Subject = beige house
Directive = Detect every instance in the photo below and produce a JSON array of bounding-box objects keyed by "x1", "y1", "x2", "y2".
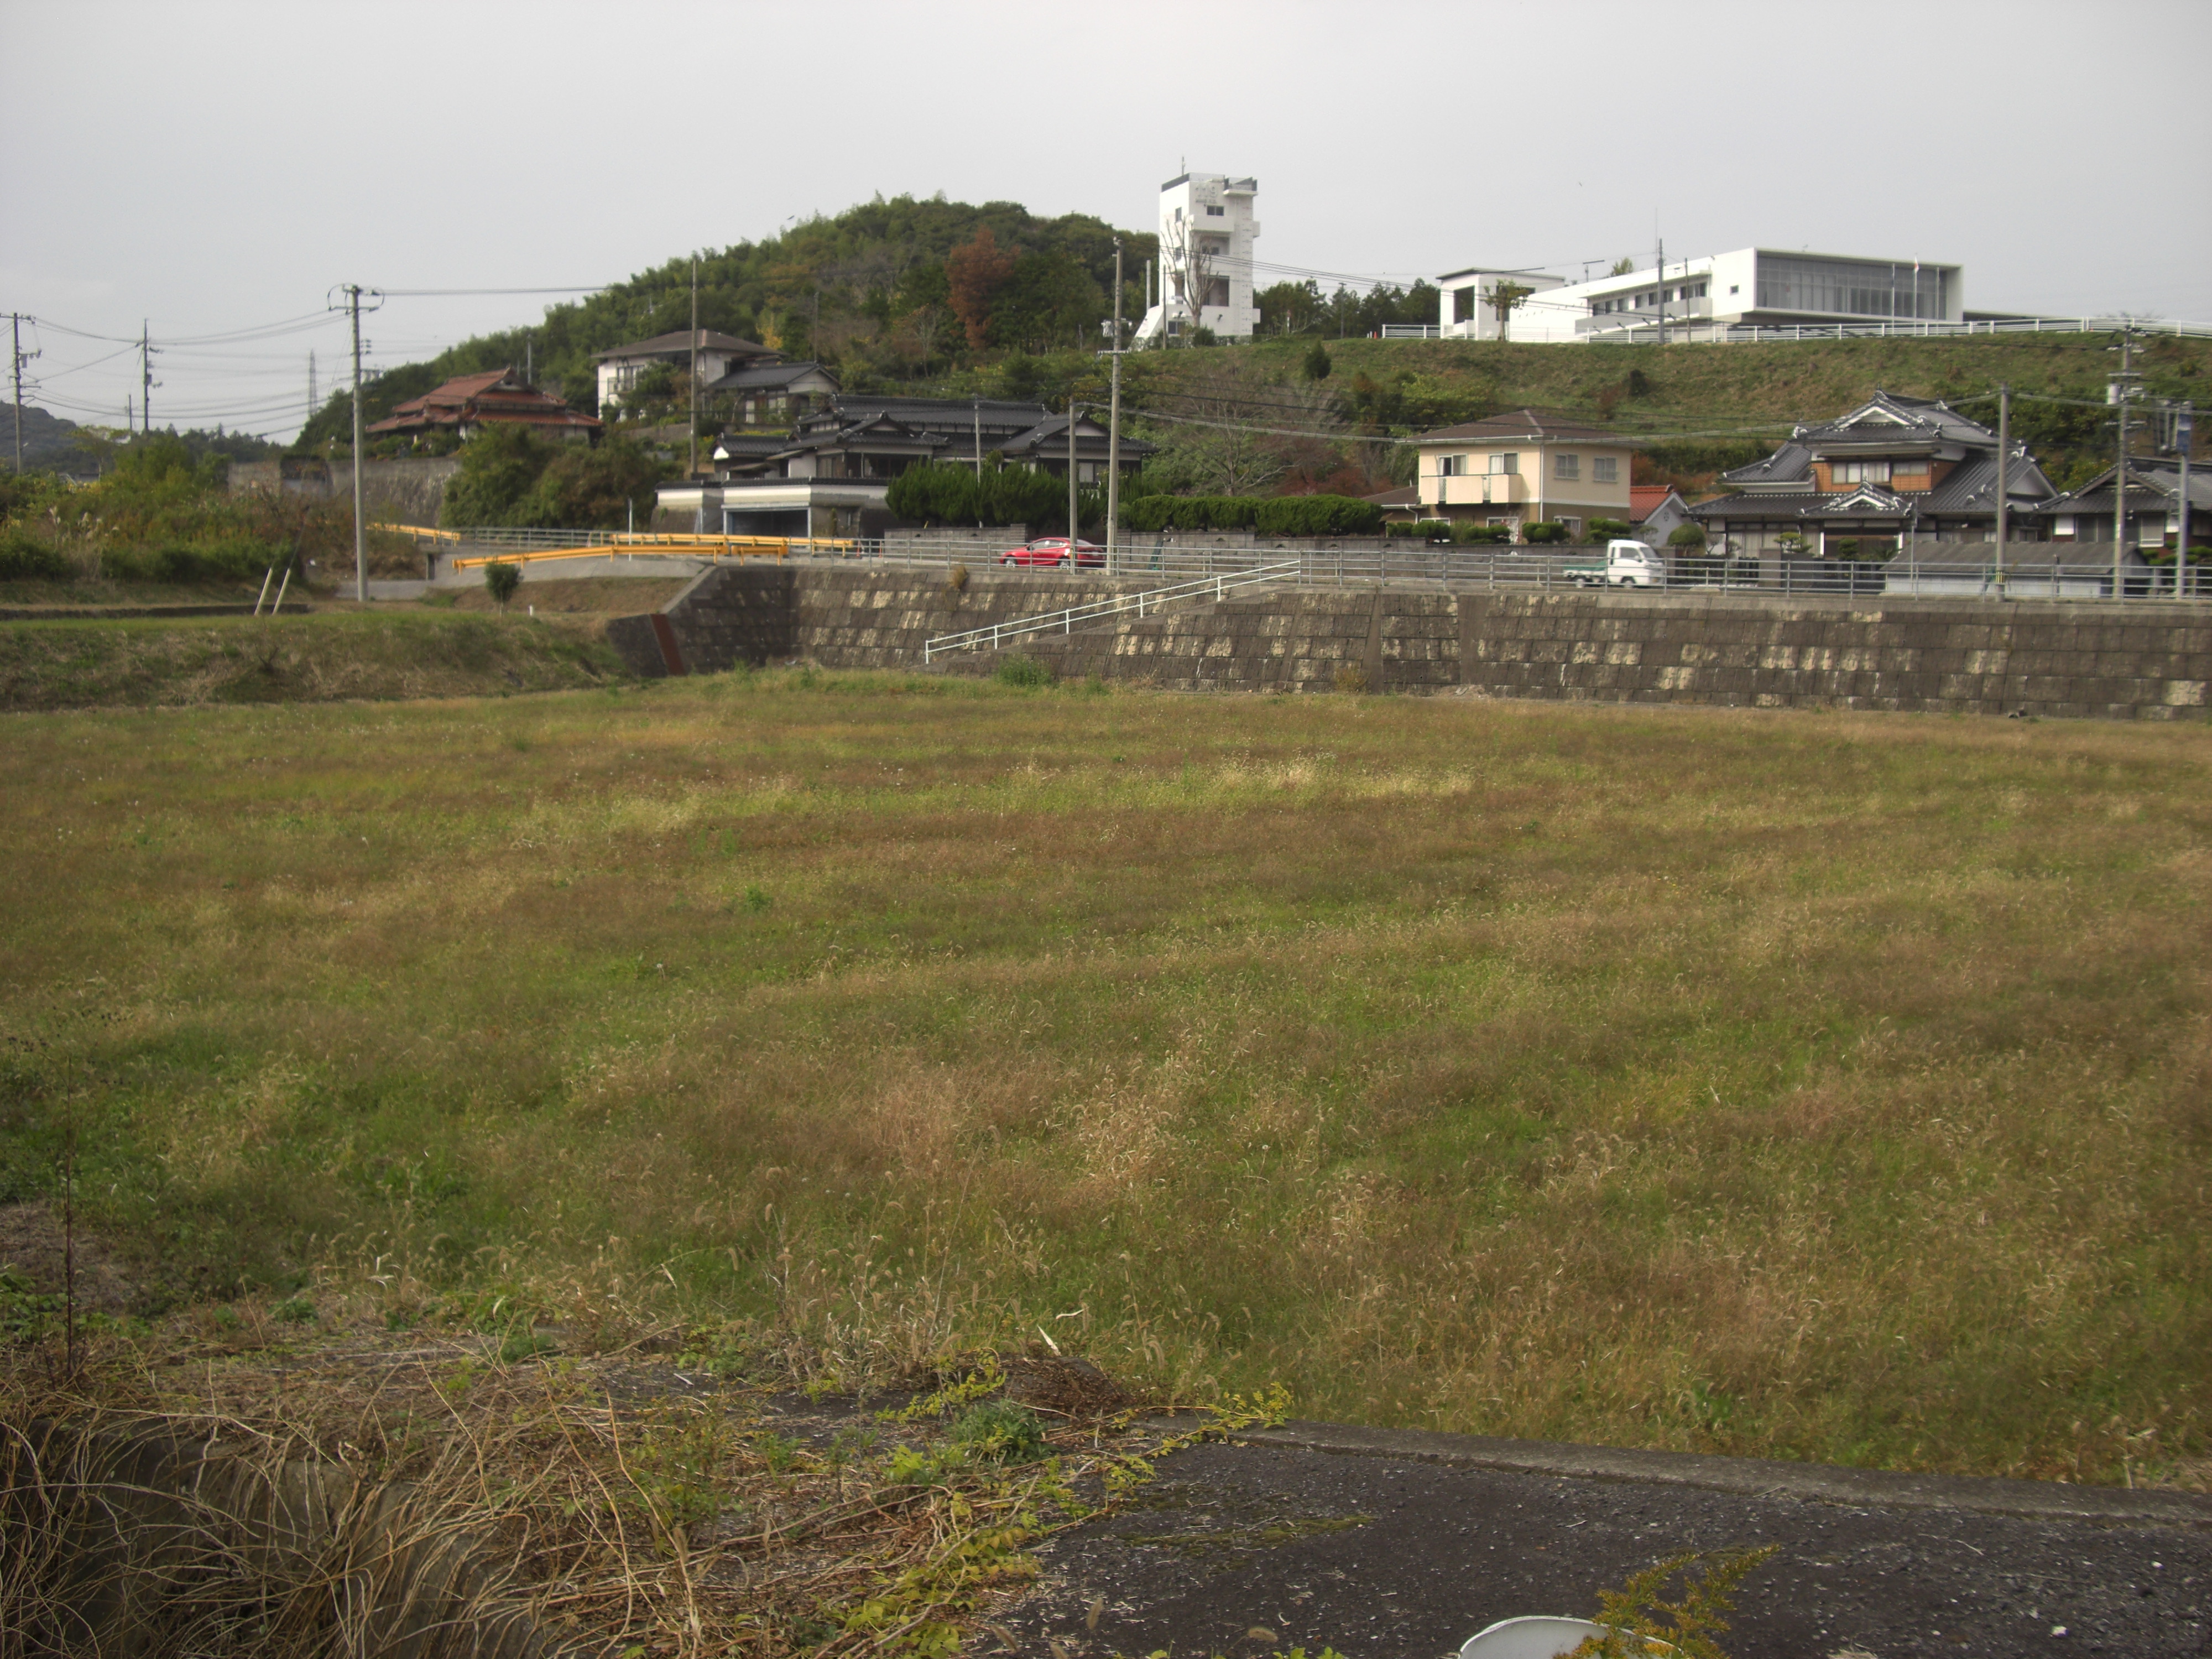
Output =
[{"x1": 1410, "y1": 409, "x2": 1637, "y2": 540}]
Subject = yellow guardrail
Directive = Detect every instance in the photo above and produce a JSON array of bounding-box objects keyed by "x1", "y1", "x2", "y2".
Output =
[{"x1": 445, "y1": 533, "x2": 855, "y2": 572}]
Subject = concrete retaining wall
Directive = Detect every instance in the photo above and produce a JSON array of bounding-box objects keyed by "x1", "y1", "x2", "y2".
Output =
[
  {"x1": 604, "y1": 567, "x2": 2211, "y2": 719},
  {"x1": 230, "y1": 457, "x2": 462, "y2": 527}
]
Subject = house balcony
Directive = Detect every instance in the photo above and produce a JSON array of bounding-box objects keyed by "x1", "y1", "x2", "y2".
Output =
[{"x1": 1431, "y1": 473, "x2": 1529, "y2": 508}]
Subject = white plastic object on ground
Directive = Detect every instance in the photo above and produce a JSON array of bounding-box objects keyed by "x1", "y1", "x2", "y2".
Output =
[{"x1": 1459, "y1": 1616, "x2": 1676, "y2": 1657}]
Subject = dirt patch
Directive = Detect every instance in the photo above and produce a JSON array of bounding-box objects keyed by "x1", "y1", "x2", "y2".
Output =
[{"x1": 0, "y1": 1201, "x2": 138, "y2": 1314}]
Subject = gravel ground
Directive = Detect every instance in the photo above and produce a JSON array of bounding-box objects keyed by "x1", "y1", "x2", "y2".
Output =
[{"x1": 1000, "y1": 1439, "x2": 2210, "y2": 1659}]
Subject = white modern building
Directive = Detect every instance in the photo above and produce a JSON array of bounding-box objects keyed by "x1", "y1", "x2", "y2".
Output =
[
  {"x1": 1436, "y1": 249, "x2": 1965, "y2": 343},
  {"x1": 1134, "y1": 172, "x2": 1260, "y2": 345}
]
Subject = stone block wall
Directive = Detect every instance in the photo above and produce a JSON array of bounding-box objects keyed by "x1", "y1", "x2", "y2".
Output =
[{"x1": 605, "y1": 568, "x2": 2211, "y2": 719}]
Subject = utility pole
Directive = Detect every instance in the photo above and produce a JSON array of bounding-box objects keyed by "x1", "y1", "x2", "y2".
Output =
[
  {"x1": 1066, "y1": 400, "x2": 1079, "y2": 545},
  {"x1": 307, "y1": 350, "x2": 317, "y2": 431},
  {"x1": 12, "y1": 314, "x2": 36, "y2": 474},
  {"x1": 140, "y1": 321, "x2": 157, "y2": 434},
  {"x1": 2112, "y1": 326, "x2": 2138, "y2": 600},
  {"x1": 2177, "y1": 404, "x2": 2194, "y2": 602},
  {"x1": 688, "y1": 257, "x2": 700, "y2": 484},
  {"x1": 1107, "y1": 238, "x2": 1124, "y2": 572},
  {"x1": 348, "y1": 284, "x2": 367, "y2": 603},
  {"x1": 972, "y1": 398, "x2": 982, "y2": 478},
  {"x1": 1994, "y1": 383, "x2": 2010, "y2": 592},
  {"x1": 1655, "y1": 238, "x2": 1666, "y2": 348}
]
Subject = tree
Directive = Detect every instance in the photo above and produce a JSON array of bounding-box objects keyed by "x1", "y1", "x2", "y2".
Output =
[
  {"x1": 1302, "y1": 341, "x2": 1332, "y2": 381},
  {"x1": 483, "y1": 561, "x2": 521, "y2": 608},
  {"x1": 1488, "y1": 281, "x2": 1535, "y2": 343},
  {"x1": 1144, "y1": 362, "x2": 1343, "y2": 496},
  {"x1": 947, "y1": 227, "x2": 1018, "y2": 352},
  {"x1": 1610, "y1": 257, "x2": 1636, "y2": 276},
  {"x1": 1163, "y1": 216, "x2": 1222, "y2": 346},
  {"x1": 526, "y1": 436, "x2": 669, "y2": 530},
  {"x1": 441, "y1": 424, "x2": 559, "y2": 528}
]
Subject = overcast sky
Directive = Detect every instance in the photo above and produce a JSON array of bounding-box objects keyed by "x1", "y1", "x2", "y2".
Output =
[{"x1": 5, "y1": 0, "x2": 2206, "y2": 442}]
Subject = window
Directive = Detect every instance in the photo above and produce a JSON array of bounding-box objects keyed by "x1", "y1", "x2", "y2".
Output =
[
  {"x1": 1558, "y1": 517, "x2": 1581, "y2": 538},
  {"x1": 1729, "y1": 284, "x2": 1740, "y2": 296},
  {"x1": 1554, "y1": 453, "x2": 1580, "y2": 481},
  {"x1": 1436, "y1": 455, "x2": 1466, "y2": 477},
  {"x1": 1833, "y1": 460, "x2": 1892, "y2": 486},
  {"x1": 1454, "y1": 286, "x2": 1477, "y2": 324},
  {"x1": 1593, "y1": 456, "x2": 1619, "y2": 484},
  {"x1": 1205, "y1": 205, "x2": 1225, "y2": 217},
  {"x1": 1891, "y1": 460, "x2": 1930, "y2": 482},
  {"x1": 1490, "y1": 453, "x2": 1519, "y2": 476}
]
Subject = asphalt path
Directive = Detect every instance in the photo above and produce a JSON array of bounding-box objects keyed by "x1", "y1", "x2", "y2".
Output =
[{"x1": 998, "y1": 1427, "x2": 2211, "y2": 1659}]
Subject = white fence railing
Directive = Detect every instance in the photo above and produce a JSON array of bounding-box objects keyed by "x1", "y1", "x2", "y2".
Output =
[
  {"x1": 870, "y1": 542, "x2": 2206, "y2": 604},
  {"x1": 924, "y1": 563, "x2": 1300, "y2": 661}
]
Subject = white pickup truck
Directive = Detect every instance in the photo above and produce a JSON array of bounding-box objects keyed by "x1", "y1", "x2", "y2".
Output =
[{"x1": 1563, "y1": 540, "x2": 1666, "y2": 589}]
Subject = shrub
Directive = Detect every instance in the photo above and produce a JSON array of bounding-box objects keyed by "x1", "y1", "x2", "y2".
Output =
[
  {"x1": 1253, "y1": 495, "x2": 1383, "y2": 538},
  {"x1": 1121, "y1": 495, "x2": 1260, "y2": 533},
  {"x1": 1666, "y1": 523, "x2": 1708, "y2": 550},
  {"x1": 1302, "y1": 341, "x2": 1333, "y2": 382},
  {"x1": 1385, "y1": 519, "x2": 1452, "y2": 541},
  {"x1": 0, "y1": 528, "x2": 69, "y2": 581},
  {"x1": 888, "y1": 461, "x2": 1063, "y2": 529},
  {"x1": 994, "y1": 654, "x2": 1053, "y2": 688},
  {"x1": 1455, "y1": 522, "x2": 1515, "y2": 545},
  {"x1": 484, "y1": 561, "x2": 521, "y2": 608},
  {"x1": 948, "y1": 1399, "x2": 1048, "y2": 1464},
  {"x1": 1588, "y1": 518, "x2": 1633, "y2": 541},
  {"x1": 1522, "y1": 520, "x2": 1569, "y2": 545}
]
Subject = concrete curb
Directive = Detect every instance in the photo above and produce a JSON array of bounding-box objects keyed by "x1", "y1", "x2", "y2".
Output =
[{"x1": 1209, "y1": 1419, "x2": 2212, "y2": 1528}]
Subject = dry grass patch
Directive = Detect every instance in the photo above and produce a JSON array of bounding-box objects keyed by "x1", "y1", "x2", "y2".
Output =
[{"x1": 1, "y1": 671, "x2": 2208, "y2": 1494}]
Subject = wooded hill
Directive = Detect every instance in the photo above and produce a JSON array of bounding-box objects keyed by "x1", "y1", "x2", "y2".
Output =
[{"x1": 290, "y1": 190, "x2": 2210, "y2": 499}]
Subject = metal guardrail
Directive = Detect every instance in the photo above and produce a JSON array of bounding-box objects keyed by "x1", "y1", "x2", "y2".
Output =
[
  {"x1": 924, "y1": 562, "x2": 1301, "y2": 661},
  {"x1": 873, "y1": 542, "x2": 2208, "y2": 604},
  {"x1": 445, "y1": 533, "x2": 854, "y2": 572}
]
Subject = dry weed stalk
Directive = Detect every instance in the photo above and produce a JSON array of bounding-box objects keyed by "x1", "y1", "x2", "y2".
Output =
[{"x1": 0, "y1": 1305, "x2": 1255, "y2": 1659}]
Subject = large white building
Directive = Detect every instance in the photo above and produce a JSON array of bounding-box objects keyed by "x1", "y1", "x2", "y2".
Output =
[
  {"x1": 1135, "y1": 172, "x2": 1260, "y2": 345},
  {"x1": 1436, "y1": 249, "x2": 1965, "y2": 343}
]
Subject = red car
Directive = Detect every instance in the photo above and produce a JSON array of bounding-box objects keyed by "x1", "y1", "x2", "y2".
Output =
[{"x1": 1000, "y1": 536, "x2": 1104, "y2": 569}]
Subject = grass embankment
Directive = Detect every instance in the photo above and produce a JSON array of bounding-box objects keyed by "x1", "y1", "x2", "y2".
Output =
[
  {"x1": 0, "y1": 609, "x2": 628, "y2": 711},
  {"x1": 2, "y1": 673, "x2": 2206, "y2": 1487}
]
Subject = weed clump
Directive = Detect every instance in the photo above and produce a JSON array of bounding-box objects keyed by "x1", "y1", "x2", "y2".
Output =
[
  {"x1": 994, "y1": 654, "x2": 1053, "y2": 688},
  {"x1": 948, "y1": 1399, "x2": 1048, "y2": 1465}
]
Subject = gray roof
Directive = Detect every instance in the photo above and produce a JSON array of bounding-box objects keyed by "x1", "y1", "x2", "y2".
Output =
[
  {"x1": 1721, "y1": 440, "x2": 1813, "y2": 486},
  {"x1": 997, "y1": 413, "x2": 1156, "y2": 459},
  {"x1": 1793, "y1": 390, "x2": 1999, "y2": 451},
  {"x1": 2048, "y1": 456, "x2": 2212, "y2": 514},
  {"x1": 594, "y1": 330, "x2": 776, "y2": 362},
  {"x1": 1919, "y1": 450, "x2": 2057, "y2": 514},
  {"x1": 707, "y1": 361, "x2": 838, "y2": 393}
]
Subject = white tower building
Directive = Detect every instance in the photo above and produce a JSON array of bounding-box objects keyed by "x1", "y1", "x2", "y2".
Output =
[{"x1": 1134, "y1": 171, "x2": 1260, "y2": 345}]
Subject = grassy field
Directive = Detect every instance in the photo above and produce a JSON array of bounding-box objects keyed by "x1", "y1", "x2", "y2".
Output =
[
  {"x1": 2, "y1": 670, "x2": 2206, "y2": 1488},
  {"x1": 0, "y1": 607, "x2": 628, "y2": 711}
]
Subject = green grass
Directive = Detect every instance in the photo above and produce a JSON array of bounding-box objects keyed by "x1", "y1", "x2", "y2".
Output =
[
  {"x1": 2, "y1": 668, "x2": 2207, "y2": 1487},
  {"x1": 0, "y1": 609, "x2": 629, "y2": 711}
]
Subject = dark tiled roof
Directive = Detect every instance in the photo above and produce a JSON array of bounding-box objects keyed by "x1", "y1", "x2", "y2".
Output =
[
  {"x1": 1795, "y1": 390, "x2": 1999, "y2": 450},
  {"x1": 1721, "y1": 441, "x2": 1813, "y2": 485},
  {"x1": 997, "y1": 414, "x2": 1156, "y2": 459},
  {"x1": 707, "y1": 361, "x2": 838, "y2": 393},
  {"x1": 593, "y1": 330, "x2": 775, "y2": 362},
  {"x1": 2048, "y1": 456, "x2": 2212, "y2": 513},
  {"x1": 1416, "y1": 408, "x2": 1627, "y2": 445}
]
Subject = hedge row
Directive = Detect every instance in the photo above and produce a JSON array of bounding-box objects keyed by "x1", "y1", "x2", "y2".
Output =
[{"x1": 1119, "y1": 494, "x2": 1383, "y2": 536}]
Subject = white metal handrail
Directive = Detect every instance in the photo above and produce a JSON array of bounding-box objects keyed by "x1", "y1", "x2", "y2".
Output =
[{"x1": 924, "y1": 562, "x2": 1301, "y2": 661}]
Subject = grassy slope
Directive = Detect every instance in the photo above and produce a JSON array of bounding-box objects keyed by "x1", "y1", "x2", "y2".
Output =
[
  {"x1": 1, "y1": 671, "x2": 2205, "y2": 1485},
  {"x1": 1223, "y1": 330, "x2": 2212, "y2": 425},
  {"x1": 0, "y1": 609, "x2": 629, "y2": 711}
]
